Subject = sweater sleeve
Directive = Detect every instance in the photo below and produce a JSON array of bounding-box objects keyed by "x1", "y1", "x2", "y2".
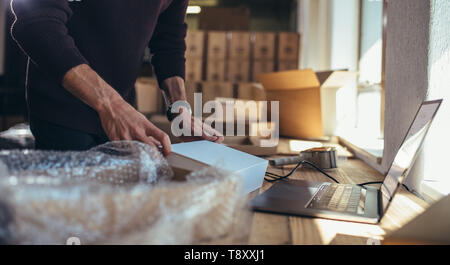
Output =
[
  {"x1": 10, "y1": 0, "x2": 88, "y2": 83},
  {"x1": 149, "y1": 0, "x2": 188, "y2": 87}
]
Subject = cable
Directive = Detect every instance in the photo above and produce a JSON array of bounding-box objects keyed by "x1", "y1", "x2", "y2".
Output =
[
  {"x1": 357, "y1": 181, "x2": 383, "y2": 187},
  {"x1": 266, "y1": 162, "x2": 412, "y2": 194},
  {"x1": 402, "y1": 184, "x2": 411, "y2": 192},
  {"x1": 357, "y1": 181, "x2": 411, "y2": 194},
  {"x1": 264, "y1": 160, "x2": 340, "y2": 184}
]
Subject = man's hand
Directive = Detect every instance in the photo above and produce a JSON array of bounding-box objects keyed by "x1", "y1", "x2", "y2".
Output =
[
  {"x1": 176, "y1": 107, "x2": 224, "y2": 144},
  {"x1": 162, "y1": 77, "x2": 224, "y2": 144},
  {"x1": 62, "y1": 64, "x2": 172, "y2": 156},
  {"x1": 97, "y1": 97, "x2": 171, "y2": 156}
]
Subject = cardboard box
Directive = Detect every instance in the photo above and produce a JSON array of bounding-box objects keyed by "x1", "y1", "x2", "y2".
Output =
[
  {"x1": 206, "y1": 60, "x2": 226, "y2": 82},
  {"x1": 253, "y1": 32, "x2": 276, "y2": 60},
  {"x1": 229, "y1": 32, "x2": 251, "y2": 59},
  {"x1": 207, "y1": 31, "x2": 227, "y2": 60},
  {"x1": 135, "y1": 77, "x2": 162, "y2": 114},
  {"x1": 259, "y1": 69, "x2": 323, "y2": 139},
  {"x1": 209, "y1": 98, "x2": 269, "y2": 134},
  {"x1": 260, "y1": 69, "x2": 357, "y2": 139},
  {"x1": 186, "y1": 31, "x2": 205, "y2": 59},
  {"x1": 237, "y1": 82, "x2": 266, "y2": 101},
  {"x1": 278, "y1": 32, "x2": 300, "y2": 61},
  {"x1": 278, "y1": 60, "x2": 298, "y2": 71},
  {"x1": 201, "y1": 82, "x2": 234, "y2": 106},
  {"x1": 224, "y1": 136, "x2": 278, "y2": 157},
  {"x1": 227, "y1": 60, "x2": 250, "y2": 82},
  {"x1": 252, "y1": 60, "x2": 274, "y2": 82},
  {"x1": 319, "y1": 71, "x2": 357, "y2": 136},
  {"x1": 186, "y1": 59, "x2": 203, "y2": 82},
  {"x1": 167, "y1": 140, "x2": 268, "y2": 194}
]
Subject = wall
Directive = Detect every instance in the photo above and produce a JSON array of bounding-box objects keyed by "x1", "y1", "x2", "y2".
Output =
[
  {"x1": 419, "y1": 0, "x2": 450, "y2": 194},
  {"x1": 383, "y1": 0, "x2": 450, "y2": 194},
  {"x1": 382, "y1": 0, "x2": 430, "y2": 175}
]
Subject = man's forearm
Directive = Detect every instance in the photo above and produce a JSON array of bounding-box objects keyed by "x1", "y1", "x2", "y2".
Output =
[
  {"x1": 61, "y1": 63, "x2": 173, "y2": 155},
  {"x1": 62, "y1": 64, "x2": 125, "y2": 113},
  {"x1": 160, "y1": 76, "x2": 187, "y2": 104}
]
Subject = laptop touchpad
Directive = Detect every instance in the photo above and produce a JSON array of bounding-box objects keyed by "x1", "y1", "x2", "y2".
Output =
[{"x1": 263, "y1": 182, "x2": 318, "y2": 201}]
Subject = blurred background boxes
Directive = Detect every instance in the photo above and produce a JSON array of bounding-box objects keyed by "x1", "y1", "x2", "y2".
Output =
[
  {"x1": 229, "y1": 31, "x2": 251, "y2": 60},
  {"x1": 207, "y1": 31, "x2": 228, "y2": 60},
  {"x1": 227, "y1": 60, "x2": 250, "y2": 82},
  {"x1": 201, "y1": 82, "x2": 234, "y2": 106},
  {"x1": 186, "y1": 31, "x2": 205, "y2": 59},
  {"x1": 206, "y1": 60, "x2": 226, "y2": 81},
  {"x1": 237, "y1": 82, "x2": 266, "y2": 101},
  {"x1": 252, "y1": 32, "x2": 276, "y2": 60},
  {"x1": 277, "y1": 32, "x2": 300, "y2": 61},
  {"x1": 252, "y1": 60, "x2": 275, "y2": 82},
  {"x1": 186, "y1": 59, "x2": 203, "y2": 82},
  {"x1": 135, "y1": 77, "x2": 162, "y2": 115},
  {"x1": 183, "y1": 30, "x2": 302, "y2": 84}
]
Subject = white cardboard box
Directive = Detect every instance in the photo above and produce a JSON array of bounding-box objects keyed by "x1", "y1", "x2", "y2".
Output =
[{"x1": 167, "y1": 141, "x2": 268, "y2": 194}]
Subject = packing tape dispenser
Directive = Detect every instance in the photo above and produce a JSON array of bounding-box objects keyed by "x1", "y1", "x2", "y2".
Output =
[{"x1": 269, "y1": 147, "x2": 338, "y2": 169}]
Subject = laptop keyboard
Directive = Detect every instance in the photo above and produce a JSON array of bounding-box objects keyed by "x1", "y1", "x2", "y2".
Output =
[{"x1": 306, "y1": 184, "x2": 366, "y2": 214}]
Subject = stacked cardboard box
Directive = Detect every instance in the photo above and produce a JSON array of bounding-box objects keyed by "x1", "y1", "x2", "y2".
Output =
[
  {"x1": 186, "y1": 60, "x2": 203, "y2": 82},
  {"x1": 253, "y1": 60, "x2": 275, "y2": 82},
  {"x1": 185, "y1": 31, "x2": 205, "y2": 82},
  {"x1": 237, "y1": 82, "x2": 266, "y2": 101},
  {"x1": 135, "y1": 77, "x2": 163, "y2": 114},
  {"x1": 252, "y1": 32, "x2": 276, "y2": 82},
  {"x1": 206, "y1": 31, "x2": 227, "y2": 82},
  {"x1": 185, "y1": 30, "x2": 300, "y2": 83},
  {"x1": 227, "y1": 60, "x2": 250, "y2": 83},
  {"x1": 201, "y1": 82, "x2": 234, "y2": 106},
  {"x1": 206, "y1": 60, "x2": 226, "y2": 82},
  {"x1": 277, "y1": 32, "x2": 300, "y2": 71},
  {"x1": 227, "y1": 32, "x2": 251, "y2": 82}
]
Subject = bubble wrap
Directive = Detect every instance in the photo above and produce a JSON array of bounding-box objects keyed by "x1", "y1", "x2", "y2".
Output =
[
  {"x1": 0, "y1": 141, "x2": 245, "y2": 245},
  {"x1": 0, "y1": 123, "x2": 34, "y2": 150}
]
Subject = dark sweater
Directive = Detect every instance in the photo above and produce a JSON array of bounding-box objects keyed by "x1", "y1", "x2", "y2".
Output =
[{"x1": 11, "y1": 0, "x2": 187, "y2": 135}]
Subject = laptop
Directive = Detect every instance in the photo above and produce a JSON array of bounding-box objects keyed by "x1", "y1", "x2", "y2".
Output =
[{"x1": 251, "y1": 99, "x2": 442, "y2": 224}]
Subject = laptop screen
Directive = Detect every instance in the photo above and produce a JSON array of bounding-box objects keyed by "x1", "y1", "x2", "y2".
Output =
[{"x1": 381, "y1": 100, "x2": 442, "y2": 211}]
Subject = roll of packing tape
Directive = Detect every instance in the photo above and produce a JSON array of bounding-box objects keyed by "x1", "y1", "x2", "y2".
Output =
[{"x1": 269, "y1": 147, "x2": 337, "y2": 169}]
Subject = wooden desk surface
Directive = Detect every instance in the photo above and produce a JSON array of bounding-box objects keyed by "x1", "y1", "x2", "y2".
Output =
[{"x1": 245, "y1": 157, "x2": 429, "y2": 245}]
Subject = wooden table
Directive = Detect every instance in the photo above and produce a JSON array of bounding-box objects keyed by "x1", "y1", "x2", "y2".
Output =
[{"x1": 244, "y1": 157, "x2": 429, "y2": 245}]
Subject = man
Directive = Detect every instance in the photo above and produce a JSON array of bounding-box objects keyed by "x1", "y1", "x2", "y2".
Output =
[{"x1": 10, "y1": 0, "x2": 223, "y2": 156}]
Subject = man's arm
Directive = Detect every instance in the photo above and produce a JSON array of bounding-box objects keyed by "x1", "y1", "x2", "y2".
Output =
[
  {"x1": 10, "y1": 0, "x2": 87, "y2": 82},
  {"x1": 63, "y1": 64, "x2": 172, "y2": 156},
  {"x1": 150, "y1": 0, "x2": 224, "y2": 143},
  {"x1": 149, "y1": 0, "x2": 188, "y2": 88},
  {"x1": 11, "y1": 0, "x2": 172, "y2": 155}
]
